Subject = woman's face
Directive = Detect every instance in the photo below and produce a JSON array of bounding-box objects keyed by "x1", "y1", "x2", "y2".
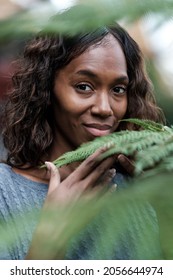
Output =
[{"x1": 52, "y1": 35, "x2": 128, "y2": 152}]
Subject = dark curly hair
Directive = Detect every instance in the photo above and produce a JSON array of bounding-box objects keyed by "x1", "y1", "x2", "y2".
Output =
[{"x1": 3, "y1": 23, "x2": 165, "y2": 167}]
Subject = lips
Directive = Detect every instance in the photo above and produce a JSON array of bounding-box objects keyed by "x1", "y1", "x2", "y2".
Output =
[{"x1": 83, "y1": 123, "x2": 113, "y2": 137}]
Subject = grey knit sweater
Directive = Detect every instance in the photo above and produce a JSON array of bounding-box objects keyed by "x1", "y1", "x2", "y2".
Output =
[{"x1": 0, "y1": 163, "x2": 162, "y2": 259}]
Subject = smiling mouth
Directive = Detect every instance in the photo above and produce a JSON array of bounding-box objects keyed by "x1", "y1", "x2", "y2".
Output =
[{"x1": 83, "y1": 124, "x2": 112, "y2": 137}]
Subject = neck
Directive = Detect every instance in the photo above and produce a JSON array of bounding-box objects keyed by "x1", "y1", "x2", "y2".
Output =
[
  {"x1": 46, "y1": 129, "x2": 77, "y2": 161},
  {"x1": 13, "y1": 131, "x2": 79, "y2": 183},
  {"x1": 43, "y1": 131, "x2": 80, "y2": 180}
]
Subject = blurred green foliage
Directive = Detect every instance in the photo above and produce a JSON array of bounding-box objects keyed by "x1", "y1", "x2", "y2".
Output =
[
  {"x1": 0, "y1": 0, "x2": 173, "y2": 259},
  {"x1": 1, "y1": 0, "x2": 173, "y2": 40}
]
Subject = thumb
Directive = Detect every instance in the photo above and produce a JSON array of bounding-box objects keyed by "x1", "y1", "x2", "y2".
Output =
[{"x1": 45, "y1": 161, "x2": 61, "y2": 194}]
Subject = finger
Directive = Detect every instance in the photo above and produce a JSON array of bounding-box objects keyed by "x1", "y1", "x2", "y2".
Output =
[
  {"x1": 102, "y1": 168, "x2": 116, "y2": 181},
  {"x1": 85, "y1": 170, "x2": 117, "y2": 199},
  {"x1": 117, "y1": 154, "x2": 135, "y2": 174},
  {"x1": 96, "y1": 168, "x2": 116, "y2": 187},
  {"x1": 93, "y1": 168, "x2": 116, "y2": 194},
  {"x1": 81, "y1": 155, "x2": 117, "y2": 190},
  {"x1": 67, "y1": 146, "x2": 114, "y2": 184},
  {"x1": 45, "y1": 161, "x2": 61, "y2": 194}
]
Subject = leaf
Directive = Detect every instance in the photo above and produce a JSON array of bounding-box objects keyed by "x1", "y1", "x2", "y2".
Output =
[
  {"x1": 47, "y1": 119, "x2": 172, "y2": 175},
  {"x1": 120, "y1": 118, "x2": 165, "y2": 131}
]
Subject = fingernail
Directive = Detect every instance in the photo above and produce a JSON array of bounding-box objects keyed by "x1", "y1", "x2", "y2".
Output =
[
  {"x1": 45, "y1": 161, "x2": 51, "y2": 171},
  {"x1": 110, "y1": 168, "x2": 116, "y2": 177},
  {"x1": 118, "y1": 154, "x2": 125, "y2": 163}
]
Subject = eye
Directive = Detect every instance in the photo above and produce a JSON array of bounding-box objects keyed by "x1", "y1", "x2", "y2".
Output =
[
  {"x1": 75, "y1": 83, "x2": 93, "y2": 92},
  {"x1": 112, "y1": 86, "x2": 126, "y2": 95}
]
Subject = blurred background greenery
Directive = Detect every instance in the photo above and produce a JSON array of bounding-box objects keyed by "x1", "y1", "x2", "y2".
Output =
[{"x1": 0, "y1": 0, "x2": 173, "y2": 259}]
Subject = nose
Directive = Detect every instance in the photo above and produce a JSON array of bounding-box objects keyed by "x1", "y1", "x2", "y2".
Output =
[{"x1": 91, "y1": 92, "x2": 113, "y2": 117}]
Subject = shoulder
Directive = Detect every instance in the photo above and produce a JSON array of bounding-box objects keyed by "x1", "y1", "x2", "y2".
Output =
[
  {"x1": 0, "y1": 162, "x2": 11, "y2": 171},
  {"x1": 0, "y1": 163, "x2": 16, "y2": 222},
  {"x1": 0, "y1": 163, "x2": 17, "y2": 198},
  {"x1": 0, "y1": 163, "x2": 48, "y2": 204},
  {"x1": 0, "y1": 162, "x2": 12, "y2": 172},
  {"x1": 0, "y1": 163, "x2": 30, "y2": 219},
  {"x1": 0, "y1": 163, "x2": 13, "y2": 185},
  {"x1": 0, "y1": 162, "x2": 15, "y2": 200}
]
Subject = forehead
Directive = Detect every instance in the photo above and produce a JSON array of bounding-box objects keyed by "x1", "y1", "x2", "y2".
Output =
[{"x1": 60, "y1": 35, "x2": 127, "y2": 77}]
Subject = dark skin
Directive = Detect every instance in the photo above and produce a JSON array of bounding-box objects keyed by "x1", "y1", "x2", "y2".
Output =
[{"x1": 13, "y1": 35, "x2": 134, "y2": 259}]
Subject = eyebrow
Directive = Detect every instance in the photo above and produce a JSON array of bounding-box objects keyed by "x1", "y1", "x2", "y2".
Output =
[
  {"x1": 76, "y1": 70, "x2": 98, "y2": 79},
  {"x1": 75, "y1": 69, "x2": 129, "y2": 83}
]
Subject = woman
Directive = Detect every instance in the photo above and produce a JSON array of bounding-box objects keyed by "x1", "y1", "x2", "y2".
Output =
[{"x1": 0, "y1": 22, "x2": 164, "y2": 259}]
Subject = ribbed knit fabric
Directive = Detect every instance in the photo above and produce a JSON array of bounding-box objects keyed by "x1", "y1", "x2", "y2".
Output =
[
  {"x1": 0, "y1": 163, "x2": 162, "y2": 259},
  {"x1": 0, "y1": 163, "x2": 47, "y2": 259}
]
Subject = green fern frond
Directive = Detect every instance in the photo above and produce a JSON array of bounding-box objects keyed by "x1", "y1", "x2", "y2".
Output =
[
  {"x1": 52, "y1": 130, "x2": 170, "y2": 168},
  {"x1": 135, "y1": 139, "x2": 173, "y2": 174},
  {"x1": 120, "y1": 118, "x2": 165, "y2": 131},
  {"x1": 141, "y1": 156, "x2": 173, "y2": 177},
  {"x1": 52, "y1": 130, "x2": 159, "y2": 167},
  {"x1": 53, "y1": 142, "x2": 102, "y2": 167},
  {"x1": 99, "y1": 130, "x2": 171, "y2": 160},
  {"x1": 41, "y1": 119, "x2": 173, "y2": 177},
  {"x1": 164, "y1": 126, "x2": 173, "y2": 134}
]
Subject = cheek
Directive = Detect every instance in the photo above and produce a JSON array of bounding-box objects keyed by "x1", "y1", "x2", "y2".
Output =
[
  {"x1": 53, "y1": 81, "x2": 89, "y2": 116},
  {"x1": 112, "y1": 97, "x2": 128, "y2": 118},
  {"x1": 122, "y1": 98, "x2": 128, "y2": 116},
  {"x1": 54, "y1": 93, "x2": 85, "y2": 117}
]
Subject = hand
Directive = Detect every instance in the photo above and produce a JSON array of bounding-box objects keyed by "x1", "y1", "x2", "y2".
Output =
[
  {"x1": 44, "y1": 146, "x2": 117, "y2": 207},
  {"x1": 26, "y1": 147, "x2": 117, "y2": 259},
  {"x1": 117, "y1": 154, "x2": 135, "y2": 175}
]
